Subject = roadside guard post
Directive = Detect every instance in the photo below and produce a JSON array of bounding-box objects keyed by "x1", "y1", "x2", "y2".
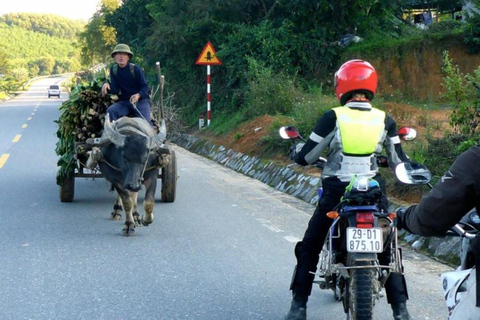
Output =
[{"x1": 195, "y1": 41, "x2": 222, "y2": 126}]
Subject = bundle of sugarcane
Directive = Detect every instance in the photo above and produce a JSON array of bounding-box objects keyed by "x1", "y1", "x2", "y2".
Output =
[{"x1": 55, "y1": 77, "x2": 113, "y2": 185}]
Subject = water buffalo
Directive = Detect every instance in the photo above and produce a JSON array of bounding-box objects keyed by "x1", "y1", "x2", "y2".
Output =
[{"x1": 96, "y1": 114, "x2": 169, "y2": 236}]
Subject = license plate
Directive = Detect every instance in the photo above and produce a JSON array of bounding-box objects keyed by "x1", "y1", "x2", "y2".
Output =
[{"x1": 346, "y1": 227, "x2": 383, "y2": 253}]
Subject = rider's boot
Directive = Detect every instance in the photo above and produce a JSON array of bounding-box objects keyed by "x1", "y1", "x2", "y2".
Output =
[
  {"x1": 391, "y1": 302, "x2": 411, "y2": 320},
  {"x1": 284, "y1": 292, "x2": 308, "y2": 320}
]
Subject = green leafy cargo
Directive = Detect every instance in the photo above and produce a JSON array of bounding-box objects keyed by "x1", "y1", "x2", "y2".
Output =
[{"x1": 55, "y1": 74, "x2": 113, "y2": 185}]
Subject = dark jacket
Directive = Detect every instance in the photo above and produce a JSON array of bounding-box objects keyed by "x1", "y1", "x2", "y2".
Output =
[
  {"x1": 398, "y1": 145, "x2": 480, "y2": 236},
  {"x1": 108, "y1": 62, "x2": 149, "y2": 101}
]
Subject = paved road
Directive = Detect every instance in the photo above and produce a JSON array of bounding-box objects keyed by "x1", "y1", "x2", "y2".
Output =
[{"x1": 0, "y1": 79, "x2": 451, "y2": 319}]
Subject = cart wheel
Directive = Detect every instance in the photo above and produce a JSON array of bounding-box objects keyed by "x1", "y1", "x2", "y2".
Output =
[
  {"x1": 59, "y1": 169, "x2": 75, "y2": 202},
  {"x1": 161, "y1": 149, "x2": 177, "y2": 202}
]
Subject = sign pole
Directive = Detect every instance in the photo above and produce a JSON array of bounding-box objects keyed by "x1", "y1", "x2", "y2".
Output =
[
  {"x1": 207, "y1": 65, "x2": 211, "y2": 126},
  {"x1": 195, "y1": 41, "x2": 222, "y2": 127}
]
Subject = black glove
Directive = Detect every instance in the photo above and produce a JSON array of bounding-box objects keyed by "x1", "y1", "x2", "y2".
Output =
[
  {"x1": 393, "y1": 206, "x2": 409, "y2": 230},
  {"x1": 289, "y1": 145, "x2": 296, "y2": 160},
  {"x1": 289, "y1": 143, "x2": 305, "y2": 160}
]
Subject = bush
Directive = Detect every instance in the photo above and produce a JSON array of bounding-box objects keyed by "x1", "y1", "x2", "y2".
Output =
[
  {"x1": 464, "y1": 14, "x2": 480, "y2": 54},
  {"x1": 441, "y1": 51, "x2": 480, "y2": 141},
  {"x1": 423, "y1": 134, "x2": 466, "y2": 181},
  {"x1": 243, "y1": 57, "x2": 297, "y2": 119},
  {"x1": 426, "y1": 20, "x2": 464, "y2": 35}
]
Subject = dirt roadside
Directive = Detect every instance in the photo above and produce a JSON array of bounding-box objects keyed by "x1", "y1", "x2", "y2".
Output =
[{"x1": 192, "y1": 103, "x2": 452, "y2": 203}]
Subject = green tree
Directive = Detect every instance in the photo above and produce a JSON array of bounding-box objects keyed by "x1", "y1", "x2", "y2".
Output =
[
  {"x1": 37, "y1": 55, "x2": 55, "y2": 75},
  {"x1": 106, "y1": 0, "x2": 154, "y2": 64},
  {"x1": 78, "y1": 0, "x2": 120, "y2": 65},
  {"x1": 11, "y1": 68, "x2": 29, "y2": 82},
  {"x1": 0, "y1": 50, "x2": 9, "y2": 74},
  {"x1": 441, "y1": 50, "x2": 480, "y2": 150},
  {"x1": 29, "y1": 64, "x2": 40, "y2": 77},
  {"x1": 79, "y1": 0, "x2": 422, "y2": 125}
]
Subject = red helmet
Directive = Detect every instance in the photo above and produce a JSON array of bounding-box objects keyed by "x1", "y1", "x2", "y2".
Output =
[{"x1": 334, "y1": 59, "x2": 377, "y2": 106}]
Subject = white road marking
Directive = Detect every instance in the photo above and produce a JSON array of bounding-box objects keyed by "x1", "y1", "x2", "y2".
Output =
[
  {"x1": 256, "y1": 218, "x2": 284, "y2": 233},
  {"x1": 284, "y1": 236, "x2": 301, "y2": 243}
]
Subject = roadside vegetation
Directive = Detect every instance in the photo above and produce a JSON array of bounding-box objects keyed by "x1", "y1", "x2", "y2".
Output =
[{"x1": 3, "y1": 0, "x2": 480, "y2": 200}]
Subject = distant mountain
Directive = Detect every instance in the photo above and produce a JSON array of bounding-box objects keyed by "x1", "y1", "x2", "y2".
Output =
[
  {"x1": 0, "y1": 13, "x2": 85, "y2": 39},
  {"x1": 0, "y1": 13, "x2": 85, "y2": 75}
]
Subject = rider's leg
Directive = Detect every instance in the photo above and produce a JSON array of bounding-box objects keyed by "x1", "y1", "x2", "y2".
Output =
[
  {"x1": 375, "y1": 174, "x2": 411, "y2": 319},
  {"x1": 107, "y1": 100, "x2": 131, "y2": 121},
  {"x1": 134, "y1": 99, "x2": 152, "y2": 123},
  {"x1": 285, "y1": 178, "x2": 347, "y2": 320},
  {"x1": 379, "y1": 246, "x2": 411, "y2": 320}
]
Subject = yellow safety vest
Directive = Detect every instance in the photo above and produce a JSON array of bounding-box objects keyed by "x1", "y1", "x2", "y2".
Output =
[{"x1": 333, "y1": 107, "x2": 385, "y2": 155}]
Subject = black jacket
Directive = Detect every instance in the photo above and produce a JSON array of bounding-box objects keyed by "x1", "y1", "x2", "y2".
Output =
[
  {"x1": 109, "y1": 63, "x2": 150, "y2": 101},
  {"x1": 398, "y1": 145, "x2": 480, "y2": 236}
]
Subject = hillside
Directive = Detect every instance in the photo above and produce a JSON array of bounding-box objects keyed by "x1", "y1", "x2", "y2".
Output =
[
  {"x1": 0, "y1": 13, "x2": 84, "y2": 75},
  {"x1": 0, "y1": 13, "x2": 85, "y2": 39},
  {"x1": 192, "y1": 103, "x2": 452, "y2": 204},
  {"x1": 0, "y1": 23, "x2": 78, "y2": 61}
]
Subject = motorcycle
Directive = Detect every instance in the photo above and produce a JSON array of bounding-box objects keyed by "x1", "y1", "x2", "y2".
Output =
[
  {"x1": 279, "y1": 125, "x2": 432, "y2": 320},
  {"x1": 438, "y1": 209, "x2": 480, "y2": 319},
  {"x1": 397, "y1": 169, "x2": 480, "y2": 320}
]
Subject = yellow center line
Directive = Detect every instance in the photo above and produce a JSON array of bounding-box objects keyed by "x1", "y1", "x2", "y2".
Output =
[
  {"x1": 12, "y1": 135, "x2": 21, "y2": 143},
  {"x1": 0, "y1": 154, "x2": 9, "y2": 168},
  {"x1": 27, "y1": 117, "x2": 32, "y2": 121},
  {"x1": 22, "y1": 124, "x2": 27, "y2": 128}
]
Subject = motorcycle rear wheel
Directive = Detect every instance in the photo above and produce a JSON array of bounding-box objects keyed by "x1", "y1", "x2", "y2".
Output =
[{"x1": 349, "y1": 260, "x2": 374, "y2": 320}]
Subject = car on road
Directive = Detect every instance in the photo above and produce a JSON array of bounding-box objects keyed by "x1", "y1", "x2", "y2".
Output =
[{"x1": 48, "y1": 85, "x2": 61, "y2": 98}]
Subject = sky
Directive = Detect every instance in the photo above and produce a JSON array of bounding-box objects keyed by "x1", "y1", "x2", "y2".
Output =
[{"x1": 0, "y1": 0, "x2": 101, "y2": 21}]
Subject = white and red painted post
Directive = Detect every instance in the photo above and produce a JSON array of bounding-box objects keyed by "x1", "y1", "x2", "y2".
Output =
[
  {"x1": 206, "y1": 65, "x2": 211, "y2": 126},
  {"x1": 196, "y1": 42, "x2": 222, "y2": 127}
]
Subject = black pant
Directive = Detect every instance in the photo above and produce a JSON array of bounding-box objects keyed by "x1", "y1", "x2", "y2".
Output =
[{"x1": 291, "y1": 176, "x2": 409, "y2": 304}]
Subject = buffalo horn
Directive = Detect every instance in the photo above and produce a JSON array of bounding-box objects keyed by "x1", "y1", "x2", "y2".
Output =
[
  {"x1": 148, "y1": 119, "x2": 167, "y2": 150},
  {"x1": 104, "y1": 114, "x2": 126, "y2": 147}
]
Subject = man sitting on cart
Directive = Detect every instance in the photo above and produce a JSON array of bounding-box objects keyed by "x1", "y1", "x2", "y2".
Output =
[
  {"x1": 86, "y1": 43, "x2": 153, "y2": 168},
  {"x1": 102, "y1": 43, "x2": 152, "y2": 123}
]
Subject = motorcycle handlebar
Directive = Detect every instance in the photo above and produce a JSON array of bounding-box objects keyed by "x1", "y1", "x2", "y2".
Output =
[{"x1": 449, "y1": 224, "x2": 477, "y2": 240}]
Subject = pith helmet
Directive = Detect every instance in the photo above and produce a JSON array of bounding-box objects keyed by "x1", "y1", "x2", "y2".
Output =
[{"x1": 111, "y1": 44, "x2": 133, "y2": 58}]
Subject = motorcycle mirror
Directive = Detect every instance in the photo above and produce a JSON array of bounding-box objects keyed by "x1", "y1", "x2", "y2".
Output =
[
  {"x1": 279, "y1": 126, "x2": 302, "y2": 140},
  {"x1": 395, "y1": 162, "x2": 432, "y2": 185},
  {"x1": 398, "y1": 127, "x2": 417, "y2": 141}
]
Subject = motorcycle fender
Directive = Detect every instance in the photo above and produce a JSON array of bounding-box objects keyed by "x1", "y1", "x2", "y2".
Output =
[
  {"x1": 350, "y1": 252, "x2": 377, "y2": 262},
  {"x1": 442, "y1": 268, "x2": 480, "y2": 319},
  {"x1": 441, "y1": 268, "x2": 478, "y2": 318}
]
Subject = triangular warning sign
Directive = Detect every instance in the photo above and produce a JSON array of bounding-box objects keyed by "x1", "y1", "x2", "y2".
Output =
[{"x1": 196, "y1": 41, "x2": 222, "y2": 65}]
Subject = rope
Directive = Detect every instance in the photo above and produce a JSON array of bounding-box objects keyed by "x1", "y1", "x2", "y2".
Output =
[{"x1": 129, "y1": 97, "x2": 149, "y2": 123}]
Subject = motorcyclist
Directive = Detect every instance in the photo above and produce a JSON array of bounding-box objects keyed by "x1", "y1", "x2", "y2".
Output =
[
  {"x1": 285, "y1": 59, "x2": 412, "y2": 320},
  {"x1": 395, "y1": 145, "x2": 480, "y2": 316},
  {"x1": 395, "y1": 145, "x2": 480, "y2": 236}
]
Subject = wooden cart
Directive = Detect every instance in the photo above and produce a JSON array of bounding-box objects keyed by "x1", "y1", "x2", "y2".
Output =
[{"x1": 58, "y1": 61, "x2": 177, "y2": 203}]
